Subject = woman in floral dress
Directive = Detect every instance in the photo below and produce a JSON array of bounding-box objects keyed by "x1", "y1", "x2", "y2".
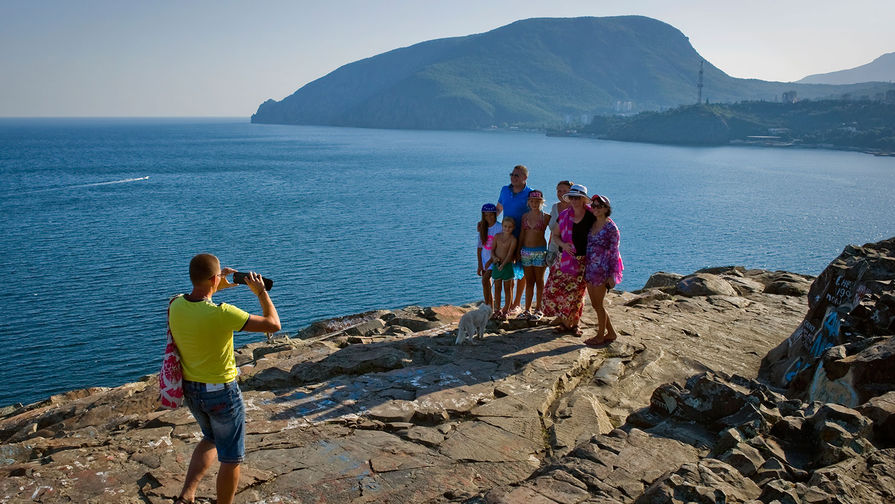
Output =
[
  {"x1": 542, "y1": 184, "x2": 593, "y2": 336},
  {"x1": 583, "y1": 194, "x2": 623, "y2": 346}
]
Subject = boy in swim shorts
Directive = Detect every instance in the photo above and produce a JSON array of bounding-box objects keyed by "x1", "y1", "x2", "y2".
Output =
[{"x1": 486, "y1": 217, "x2": 517, "y2": 319}]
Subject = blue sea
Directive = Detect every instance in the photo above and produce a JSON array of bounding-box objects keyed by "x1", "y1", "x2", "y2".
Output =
[{"x1": 1, "y1": 117, "x2": 893, "y2": 408}]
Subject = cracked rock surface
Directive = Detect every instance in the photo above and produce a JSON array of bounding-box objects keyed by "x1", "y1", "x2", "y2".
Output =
[{"x1": 0, "y1": 268, "x2": 810, "y2": 503}]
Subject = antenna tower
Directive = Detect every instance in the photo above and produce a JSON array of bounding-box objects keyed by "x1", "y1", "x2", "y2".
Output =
[{"x1": 697, "y1": 59, "x2": 704, "y2": 104}]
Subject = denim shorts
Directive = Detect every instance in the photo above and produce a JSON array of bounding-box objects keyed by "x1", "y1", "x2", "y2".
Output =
[{"x1": 183, "y1": 380, "x2": 245, "y2": 463}]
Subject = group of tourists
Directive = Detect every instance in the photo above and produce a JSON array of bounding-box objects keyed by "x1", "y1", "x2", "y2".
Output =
[
  {"x1": 477, "y1": 165, "x2": 623, "y2": 346},
  {"x1": 165, "y1": 164, "x2": 622, "y2": 504}
]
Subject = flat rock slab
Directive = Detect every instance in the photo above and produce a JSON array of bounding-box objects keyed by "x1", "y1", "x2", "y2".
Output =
[{"x1": 0, "y1": 271, "x2": 808, "y2": 503}]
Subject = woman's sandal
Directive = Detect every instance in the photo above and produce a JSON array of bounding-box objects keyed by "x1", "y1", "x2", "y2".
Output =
[
  {"x1": 570, "y1": 326, "x2": 583, "y2": 337},
  {"x1": 174, "y1": 497, "x2": 194, "y2": 504}
]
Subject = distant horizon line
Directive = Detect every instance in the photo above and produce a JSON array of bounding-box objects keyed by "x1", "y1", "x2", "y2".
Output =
[{"x1": 0, "y1": 116, "x2": 250, "y2": 120}]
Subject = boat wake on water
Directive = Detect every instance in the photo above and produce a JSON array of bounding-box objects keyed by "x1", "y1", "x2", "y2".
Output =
[{"x1": 10, "y1": 176, "x2": 150, "y2": 195}]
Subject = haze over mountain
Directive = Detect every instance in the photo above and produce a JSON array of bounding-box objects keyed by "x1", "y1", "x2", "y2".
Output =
[
  {"x1": 798, "y1": 52, "x2": 895, "y2": 85},
  {"x1": 252, "y1": 16, "x2": 886, "y2": 130}
]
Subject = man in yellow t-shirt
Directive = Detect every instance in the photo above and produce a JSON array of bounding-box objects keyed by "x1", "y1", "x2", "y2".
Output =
[{"x1": 170, "y1": 253, "x2": 280, "y2": 504}]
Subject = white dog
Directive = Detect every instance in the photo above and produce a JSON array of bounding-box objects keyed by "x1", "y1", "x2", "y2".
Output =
[{"x1": 455, "y1": 304, "x2": 493, "y2": 344}]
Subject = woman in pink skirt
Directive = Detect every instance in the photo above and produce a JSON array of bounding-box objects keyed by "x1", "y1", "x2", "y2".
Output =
[
  {"x1": 583, "y1": 194, "x2": 623, "y2": 346},
  {"x1": 542, "y1": 184, "x2": 594, "y2": 336}
]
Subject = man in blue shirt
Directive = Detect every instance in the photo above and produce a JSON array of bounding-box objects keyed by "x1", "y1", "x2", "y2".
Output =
[{"x1": 496, "y1": 164, "x2": 532, "y2": 314}]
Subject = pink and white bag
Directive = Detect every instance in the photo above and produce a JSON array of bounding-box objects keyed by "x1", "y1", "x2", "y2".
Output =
[{"x1": 159, "y1": 296, "x2": 184, "y2": 409}]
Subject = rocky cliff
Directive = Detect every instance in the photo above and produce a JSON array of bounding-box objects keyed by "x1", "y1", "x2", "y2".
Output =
[{"x1": 1, "y1": 239, "x2": 894, "y2": 503}]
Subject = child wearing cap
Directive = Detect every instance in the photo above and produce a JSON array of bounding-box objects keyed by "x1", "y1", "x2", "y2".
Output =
[
  {"x1": 517, "y1": 190, "x2": 551, "y2": 320},
  {"x1": 477, "y1": 203, "x2": 502, "y2": 311}
]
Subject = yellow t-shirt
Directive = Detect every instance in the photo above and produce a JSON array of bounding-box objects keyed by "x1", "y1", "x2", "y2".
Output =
[{"x1": 169, "y1": 296, "x2": 250, "y2": 383}]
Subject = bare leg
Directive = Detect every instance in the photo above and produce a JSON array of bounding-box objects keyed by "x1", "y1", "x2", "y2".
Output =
[
  {"x1": 178, "y1": 439, "x2": 216, "y2": 502},
  {"x1": 503, "y1": 280, "x2": 513, "y2": 314},
  {"x1": 493, "y1": 279, "x2": 502, "y2": 315},
  {"x1": 533, "y1": 266, "x2": 546, "y2": 311},
  {"x1": 605, "y1": 295, "x2": 618, "y2": 340},
  {"x1": 587, "y1": 284, "x2": 609, "y2": 341},
  {"x1": 523, "y1": 266, "x2": 535, "y2": 313},
  {"x1": 216, "y1": 462, "x2": 241, "y2": 504},
  {"x1": 481, "y1": 271, "x2": 493, "y2": 308},
  {"x1": 511, "y1": 277, "x2": 524, "y2": 311}
]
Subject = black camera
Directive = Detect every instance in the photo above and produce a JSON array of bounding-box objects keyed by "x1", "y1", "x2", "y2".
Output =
[{"x1": 232, "y1": 272, "x2": 274, "y2": 291}]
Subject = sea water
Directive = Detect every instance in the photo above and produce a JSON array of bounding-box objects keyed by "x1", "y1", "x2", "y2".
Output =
[{"x1": 1, "y1": 118, "x2": 893, "y2": 407}]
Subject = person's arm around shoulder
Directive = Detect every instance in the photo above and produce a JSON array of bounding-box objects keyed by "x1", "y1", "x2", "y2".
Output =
[
  {"x1": 241, "y1": 272, "x2": 281, "y2": 333},
  {"x1": 496, "y1": 185, "x2": 507, "y2": 216}
]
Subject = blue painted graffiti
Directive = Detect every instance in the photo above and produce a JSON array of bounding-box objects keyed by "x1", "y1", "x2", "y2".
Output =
[{"x1": 810, "y1": 309, "x2": 840, "y2": 358}]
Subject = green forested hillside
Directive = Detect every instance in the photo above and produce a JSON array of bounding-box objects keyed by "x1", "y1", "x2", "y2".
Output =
[{"x1": 252, "y1": 16, "x2": 891, "y2": 130}]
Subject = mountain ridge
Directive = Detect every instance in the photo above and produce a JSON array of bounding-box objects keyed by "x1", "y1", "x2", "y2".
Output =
[
  {"x1": 798, "y1": 51, "x2": 895, "y2": 85},
  {"x1": 252, "y1": 16, "x2": 889, "y2": 130}
]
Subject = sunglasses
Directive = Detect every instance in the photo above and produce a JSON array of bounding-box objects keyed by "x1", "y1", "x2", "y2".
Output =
[{"x1": 509, "y1": 173, "x2": 523, "y2": 178}]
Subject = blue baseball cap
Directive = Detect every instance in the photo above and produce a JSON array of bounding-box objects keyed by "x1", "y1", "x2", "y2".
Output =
[{"x1": 481, "y1": 203, "x2": 497, "y2": 212}]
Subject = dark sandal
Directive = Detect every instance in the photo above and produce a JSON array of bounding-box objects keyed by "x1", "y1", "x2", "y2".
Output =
[
  {"x1": 174, "y1": 497, "x2": 194, "y2": 504},
  {"x1": 571, "y1": 326, "x2": 583, "y2": 337}
]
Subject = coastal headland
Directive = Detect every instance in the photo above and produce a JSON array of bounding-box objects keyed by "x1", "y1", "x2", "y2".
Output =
[{"x1": 1, "y1": 238, "x2": 894, "y2": 503}]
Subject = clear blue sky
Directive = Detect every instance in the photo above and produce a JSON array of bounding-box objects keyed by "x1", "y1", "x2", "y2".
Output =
[{"x1": 1, "y1": 0, "x2": 892, "y2": 117}]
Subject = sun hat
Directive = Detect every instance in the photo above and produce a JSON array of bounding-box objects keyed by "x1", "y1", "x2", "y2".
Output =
[
  {"x1": 481, "y1": 203, "x2": 498, "y2": 213},
  {"x1": 528, "y1": 190, "x2": 544, "y2": 199},
  {"x1": 562, "y1": 184, "x2": 589, "y2": 201},
  {"x1": 591, "y1": 194, "x2": 610, "y2": 207}
]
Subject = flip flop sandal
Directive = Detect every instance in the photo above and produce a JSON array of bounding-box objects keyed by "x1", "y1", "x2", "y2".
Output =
[
  {"x1": 516, "y1": 311, "x2": 531, "y2": 320},
  {"x1": 174, "y1": 497, "x2": 194, "y2": 504}
]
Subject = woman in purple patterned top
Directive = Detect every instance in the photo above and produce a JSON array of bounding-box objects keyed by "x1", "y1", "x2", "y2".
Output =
[{"x1": 583, "y1": 194, "x2": 623, "y2": 346}]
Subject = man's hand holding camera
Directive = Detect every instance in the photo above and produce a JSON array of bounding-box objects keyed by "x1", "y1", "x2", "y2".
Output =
[{"x1": 242, "y1": 272, "x2": 267, "y2": 296}]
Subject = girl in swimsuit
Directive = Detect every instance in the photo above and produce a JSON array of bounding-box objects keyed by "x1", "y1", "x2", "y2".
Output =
[{"x1": 517, "y1": 190, "x2": 551, "y2": 319}]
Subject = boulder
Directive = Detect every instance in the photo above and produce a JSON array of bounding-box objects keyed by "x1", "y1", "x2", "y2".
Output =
[
  {"x1": 643, "y1": 271, "x2": 683, "y2": 290},
  {"x1": 387, "y1": 317, "x2": 443, "y2": 332},
  {"x1": 760, "y1": 237, "x2": 895, "y2": 401},
  {"x1": 806, "y1": 403, "x2": 875, "y2": 467},
  {"x1": 344, "y1": 318, "x2": 386, "y2": 336},
  {"x1": 724, "y1": 276, "x2": 767, "y2": 296},
  {"x1": 857, "y1": 391, "x2": 895, "y2": 444},
  {"x1": 422, "y1": 305, "x2": 466, "y2": 323},
  {"x1": 675, "y1": 273, "x2": 738, "y2": 297},
  {"x1": 637, "y1": 459, "x2": 762, "y2": 504},
  {"x1": 624, "y1": 288, "x2": 673, "y2": 306}
]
